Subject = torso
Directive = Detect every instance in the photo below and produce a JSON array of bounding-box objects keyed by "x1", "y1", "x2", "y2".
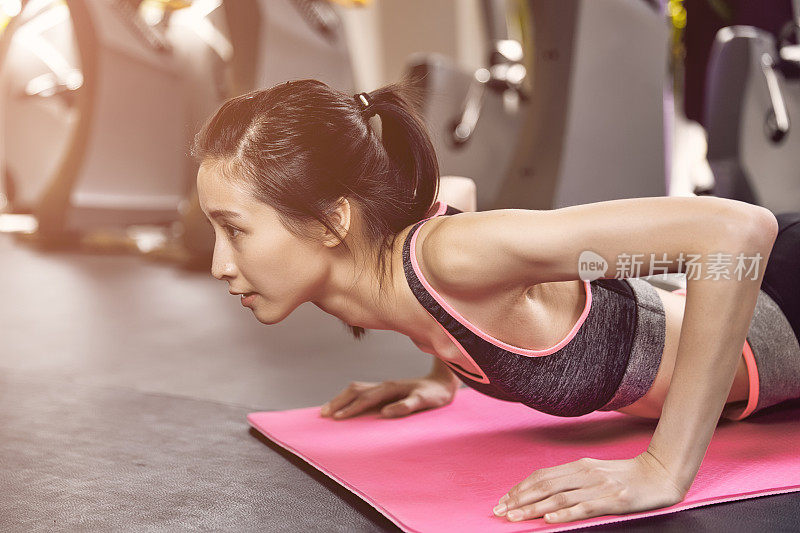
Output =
[{"x1": 397, "y1": 216, "x2": 751, "y2": 419}]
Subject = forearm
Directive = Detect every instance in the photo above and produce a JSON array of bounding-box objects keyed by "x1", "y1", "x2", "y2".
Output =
[
  {"x1": 428, "y1": 357, "x2": 460, "y2": 386},
  {"x1": 647, "y1": 221, "x2": 778, "y2": 491}
]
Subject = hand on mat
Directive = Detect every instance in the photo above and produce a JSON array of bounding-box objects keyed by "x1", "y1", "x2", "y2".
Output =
[
  {"x1": 319, "y1": 376, "x2": 458, "y2": 420},
  {"x1": 492, "y1": 451, "x2": 687, "y2": 524}
]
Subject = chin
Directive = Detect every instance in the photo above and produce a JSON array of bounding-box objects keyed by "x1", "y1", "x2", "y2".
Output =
[
  {"x1": 250, "y1": 301, "x2": 295, "y2": 326},
  {"x1": 253, "y1": 313, "x2": 281, "y2": 326},
  {"x1": 251, "y1": 308, "x2": 281, "y2": 325}
]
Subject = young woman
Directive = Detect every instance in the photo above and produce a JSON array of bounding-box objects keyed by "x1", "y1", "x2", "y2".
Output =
[{"x1": 191, "y1": 78, "x2": 799, "y2": 525}]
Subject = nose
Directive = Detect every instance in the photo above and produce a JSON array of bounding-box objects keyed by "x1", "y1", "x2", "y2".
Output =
[{"x1": 210, "y1": 240, "x2": 237, "y2": 281}]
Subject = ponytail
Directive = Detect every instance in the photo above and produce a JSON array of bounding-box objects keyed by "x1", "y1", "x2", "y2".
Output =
[{"x1": 355, "y1": 78, "x2": 440, "y2": 222}]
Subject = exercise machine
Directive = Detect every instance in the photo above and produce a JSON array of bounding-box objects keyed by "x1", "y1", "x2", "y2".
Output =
[
  {"x1": 702, "y1": 12, "x2": 800, "y2": 213},
  {"x1": 409, "y1": 0, "x2": 670, "y2": 212},
  {"x1": 0, "y1": 0, "x2": 354, "y2": 253}
]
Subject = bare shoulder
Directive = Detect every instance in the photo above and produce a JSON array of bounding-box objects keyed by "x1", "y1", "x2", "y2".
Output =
[
  {"x1": 417, "y1": 210, "x2": 532, "y2": 298},
  {"x1": 422, "y1": 197, "x2": 774, "y2": 292},
  {"x1": 421, "y1": 176, "x2": 519, "y2": 296}
]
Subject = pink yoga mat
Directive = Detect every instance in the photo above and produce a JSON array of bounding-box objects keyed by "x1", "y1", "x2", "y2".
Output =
[{"x1": 247, "y1": 388, "x2": 800, "y2": 532}]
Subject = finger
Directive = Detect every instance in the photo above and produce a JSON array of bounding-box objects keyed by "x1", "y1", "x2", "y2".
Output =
[
  {"x1": 500, "y1": 485, "x2": 607, "y2": 522},
  {"x1": 331, "y1": 386, "x2": 403, "y2": 419},
  {"x1": 320, "y1": 390, "x2": 359, "y2": 417},
  {"x1": 540, "y1": 494, "x2": 623, "y2": 524},
  {"x1": 500, "y1": 458, "x2": 594, "y2": 506},
  {"x1": 332, "y1": 397, "x2": 382, "y2": 419},
  {"x1": 381, "y1": 392, "x2": 426, "y2": 417},
  {"x1": 321, "y1": 381, "x2": 372, "y2": 416},
  {"x1": 496, "y1": 470, "x2": 597, "y2": 515}
]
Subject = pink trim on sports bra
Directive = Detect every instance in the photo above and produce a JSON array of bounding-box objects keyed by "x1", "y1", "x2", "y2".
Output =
[
  {"x1": 414, "y1": 201, "x2": 491, "y2": 384},
  {"x1": 431, "y1": 321, "x2": 492, "y2": 384},
  {"x1": 409, "y1": 210, "x2": 594, "y2": 358},
  {"x1": 670, "y1": 287, "x2": 760, "y2": 420},
  {"x1": 428, "y1": 200, "x2": 448, "y2": 217}
]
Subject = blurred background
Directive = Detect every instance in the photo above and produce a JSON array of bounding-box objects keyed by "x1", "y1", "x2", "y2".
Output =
[
  {"x1": 1, "y1": 0, "x2": 798, "y2": 257},
  {"x1": 1, "y1": 1, "x2": 799, "y2": 530}
]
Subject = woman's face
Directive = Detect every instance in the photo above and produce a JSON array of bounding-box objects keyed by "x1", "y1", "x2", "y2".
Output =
[{"x1": 196, "y1": 160, "x2": 327, "y2": 324}]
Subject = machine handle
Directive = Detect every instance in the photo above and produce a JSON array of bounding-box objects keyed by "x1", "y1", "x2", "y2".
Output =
[
  {"x1": 452, "y1": 68, "x2": 489, "y2": 145},
  {"x1": 450, "y1": 60, "x2": 528, "y2": 146},
  {"x1": 760, "y1": 53, "x2": 790, "y2": 142}
]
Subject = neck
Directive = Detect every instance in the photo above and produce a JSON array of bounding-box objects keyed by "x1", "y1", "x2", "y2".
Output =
[{"x1": 310, "y1": 227, "x2": 423, "y2": 338}]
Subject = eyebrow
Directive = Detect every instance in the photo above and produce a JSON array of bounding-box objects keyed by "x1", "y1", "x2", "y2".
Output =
[{"x1": 208, "y1": 209, "x2": 244, "y2": 221}]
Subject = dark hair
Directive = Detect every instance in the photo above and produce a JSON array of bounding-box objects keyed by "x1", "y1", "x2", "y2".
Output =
[{"x1": 190, "y1": 76, "x2": 440, "y2": 340}]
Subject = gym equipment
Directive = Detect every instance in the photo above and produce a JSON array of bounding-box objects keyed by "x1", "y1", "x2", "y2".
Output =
[
  {"x1": 222, "y1": 0, "x2": 353, "y2": 96},
  {"x1": 178, "y1": 0, "x2": 356, "y2": 263},
  {"x1": 0, "y1": 0, "x2": 226, "y2": 241},
  {"x1": 703, "y1": 20, "x2": 800, "y2": 213},
  {"x1": 0, "y1": 0, "x2": 354, "y2": 249},
  {"x1": 409, "y1": 0, "x2": 669, "y2": 212}
]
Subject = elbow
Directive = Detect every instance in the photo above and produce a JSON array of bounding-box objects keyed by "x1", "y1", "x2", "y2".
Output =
[
  {"x1": 702, "y1": 197, "x2": 778, "y2": 248},
  {"x1": 741, "y1": 206, "x2": 779, "y2": 248},
  {"x1": 714, "y1": 204, "x2": 777, "y2": 256}
]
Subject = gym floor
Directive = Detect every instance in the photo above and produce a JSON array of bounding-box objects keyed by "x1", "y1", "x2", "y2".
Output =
[{"x1": 1, "y1": 232, "x2": 798, "y2": 531}]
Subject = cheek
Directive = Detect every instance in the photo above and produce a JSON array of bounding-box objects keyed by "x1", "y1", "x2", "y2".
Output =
[{"x1": 238, "y1": 239, "x2": 313, "y2": 291}]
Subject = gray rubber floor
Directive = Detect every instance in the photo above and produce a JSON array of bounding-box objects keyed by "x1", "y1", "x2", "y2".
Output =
[{"x1": 1, "y1": 232, "x2": 798, "y2": 532}]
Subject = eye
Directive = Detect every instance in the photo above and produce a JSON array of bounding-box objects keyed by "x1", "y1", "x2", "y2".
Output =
[
  {"x1": 223, "y1": 223, "x2": 243, "y2": 239},
  {"x1": 203, "y1": 219, "x2": 243, "y2": 240}
]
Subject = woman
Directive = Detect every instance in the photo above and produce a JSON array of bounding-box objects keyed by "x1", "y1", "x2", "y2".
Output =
[{"x1": 191, "y1": 78, "x2": 799, "y2": 525}]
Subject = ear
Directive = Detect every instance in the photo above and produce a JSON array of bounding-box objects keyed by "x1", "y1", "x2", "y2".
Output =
[{"x1": 321, "y1": 197, "x2": 351, "y2": 247}]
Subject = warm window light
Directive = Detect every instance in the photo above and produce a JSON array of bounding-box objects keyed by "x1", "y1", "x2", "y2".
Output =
[
  {"x1": 0, "y1": 214, "x2": 38, "y2": 234},
  {"x1": 168, "y1": 0, "x2": 232, "y2": 61},
  {"x1": 1, "y1": 0, "x2": 21, "y2": 18},
  {"x1": 126, "y1": 225, "x2": 168, "y2": 253},
  {"x1": 329, "y1": 0, "x2": 372, "y2": 6}
]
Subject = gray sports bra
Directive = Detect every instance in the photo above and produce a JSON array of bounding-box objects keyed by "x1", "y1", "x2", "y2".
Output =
[
  {"x1": 403, "y1": 201, "x2": 800, "y2": 421},
  {"x1": 402, "y1": 201, "x2": 666, "y2": 417}
]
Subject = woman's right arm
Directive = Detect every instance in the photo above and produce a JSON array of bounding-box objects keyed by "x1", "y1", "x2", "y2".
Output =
[{"x1": 428, "y1": 357, "x2": 460, "y2": 387}]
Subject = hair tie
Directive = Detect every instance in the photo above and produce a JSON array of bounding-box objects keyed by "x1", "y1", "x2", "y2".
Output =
[{"x1": 355, "y1": 92, "x2": 373, "y2": 115}]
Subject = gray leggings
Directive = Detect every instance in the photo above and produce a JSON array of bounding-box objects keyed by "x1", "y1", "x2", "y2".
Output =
[
  {"x1": 736, "y1": 212, "x2": 800, "y2": 418},
  {"x1": 760, "y1": 212, "x2": 800, "y2": 343}
]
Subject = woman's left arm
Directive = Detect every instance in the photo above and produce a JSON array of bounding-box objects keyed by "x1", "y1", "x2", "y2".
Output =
[
  {"x1": 425, "y1": 196, "x2": 779, "y2": 524},
  {"x1": 645, "y1": 220, "x2": 776, "y2": 492}
]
